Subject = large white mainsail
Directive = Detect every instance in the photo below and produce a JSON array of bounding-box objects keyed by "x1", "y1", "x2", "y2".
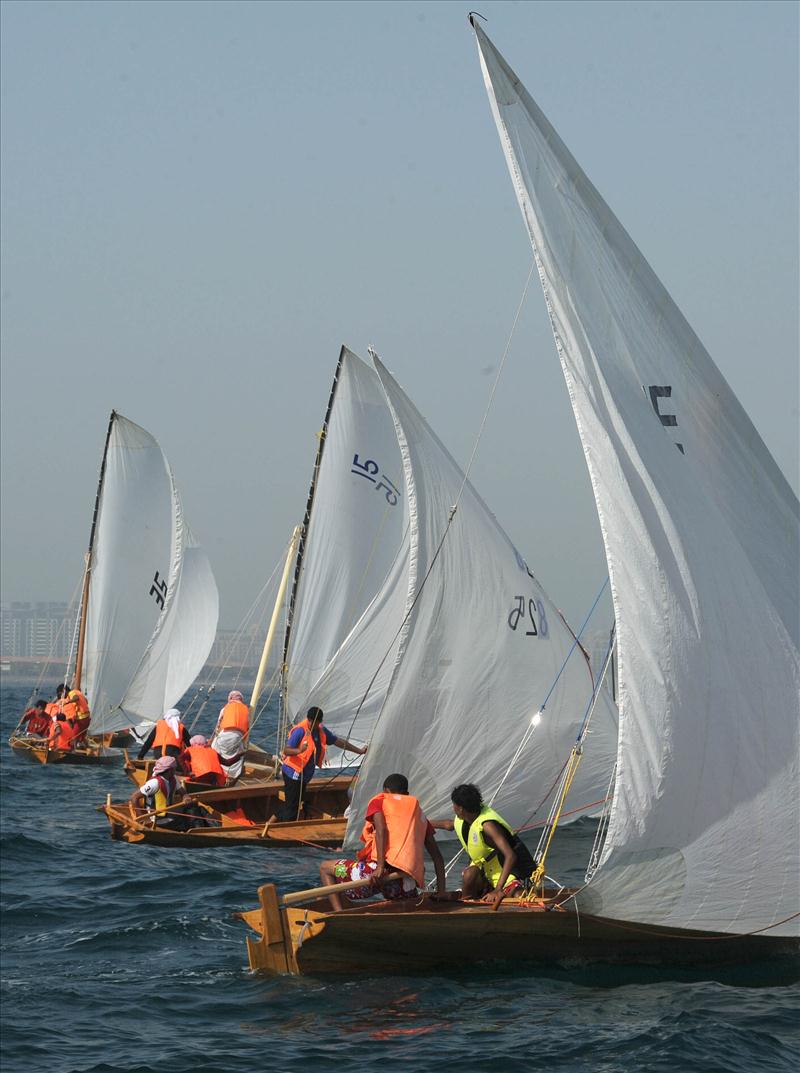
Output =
[
  {"x1": 282, "y1": 348, "x2": 410, "y2": 749},
  {"x1": 83, "y1": 413, "x2": 219, "y2": 734},
  {"x1": 474, "y1": 22, "x2": 799, "y2": 936},
  {"x1": 346, "y1": 353, "x2": 619, "y2": 842}
]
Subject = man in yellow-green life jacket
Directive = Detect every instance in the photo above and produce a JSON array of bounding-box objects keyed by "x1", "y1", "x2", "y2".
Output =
[{"x1": 431, "y1": 783, "x2": 536, "y2": 907}]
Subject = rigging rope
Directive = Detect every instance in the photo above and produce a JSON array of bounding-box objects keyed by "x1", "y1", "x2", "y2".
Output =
[
  {"x1": 487, "y1": 577, "x2": 610, "y2": 818},
  {"x1": 186, "y1": 550, "x2": 287, "y2": 734},
  {"x1": 525, "y1": 627, "x2": 616, "y2": 899}
]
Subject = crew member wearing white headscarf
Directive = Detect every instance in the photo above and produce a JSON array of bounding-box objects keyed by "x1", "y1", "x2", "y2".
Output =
[
  {"x1": 135, "y1": 708, "x2": 191, "y2": 760},
  {"x1": 211, "y1": 690, "x2": 250, "y2": 783}
]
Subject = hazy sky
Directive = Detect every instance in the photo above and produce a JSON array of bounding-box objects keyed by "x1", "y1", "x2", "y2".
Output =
[{"x1": 2, "y1": 0, "x2": 797, "y2": 631}]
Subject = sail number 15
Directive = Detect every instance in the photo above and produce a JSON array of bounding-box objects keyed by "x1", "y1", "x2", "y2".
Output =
[{"x1": 351, "y1": 453, "x2": 400, "y2": 506}]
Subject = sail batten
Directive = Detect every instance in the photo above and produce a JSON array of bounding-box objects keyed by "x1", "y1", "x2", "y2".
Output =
[{"x1": 474, "y1": 24, "x2": 799, "y2": 936}]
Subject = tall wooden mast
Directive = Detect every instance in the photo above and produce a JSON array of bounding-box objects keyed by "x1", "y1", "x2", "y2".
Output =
[{"x1": 248, "y1": 525, "x2": 302, "y2": 730}]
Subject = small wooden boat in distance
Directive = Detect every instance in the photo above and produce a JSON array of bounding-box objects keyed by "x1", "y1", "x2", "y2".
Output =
[
  {"x1": 101, "y1": 774, "x2": 351, "y2": 848},
  {"x1": 10, "y1": 735, "x2": 117, "y2": 766},
  {"x1": 10, "y1": 411, "x2": 219, "y2": 766}
]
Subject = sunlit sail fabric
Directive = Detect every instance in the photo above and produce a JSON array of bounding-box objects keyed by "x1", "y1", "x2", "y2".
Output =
[
  {"x1": 346, "y1": 354, "x2": 619, "y2": 843},
  {"x1": 83, "y1": 414, "x2": 219, "y2": 733},
  {"x1": 284, "y1": 348, "x2": 410, "y2": 749},
  {"x1": 474, "y1": 23, "x2": 800, "y2": 936}
]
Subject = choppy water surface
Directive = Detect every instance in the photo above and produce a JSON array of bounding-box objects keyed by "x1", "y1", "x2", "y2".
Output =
[{"x1": 1, "y1": 682, "x2": 798, "y2": 1073}]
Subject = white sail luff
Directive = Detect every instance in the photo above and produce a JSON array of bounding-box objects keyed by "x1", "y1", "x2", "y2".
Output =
[
  {"x1": 474, "y1": 23, "x2": 799, "y2": 936},
  {"x1": 282, "y1": 348, "x2": 412, "y2": 748}
]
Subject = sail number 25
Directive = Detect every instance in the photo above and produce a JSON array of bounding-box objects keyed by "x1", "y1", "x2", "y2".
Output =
[
  {"x1": 351, "y1": 454, "x2": 400, "y2": 506},
  {"x1": 508, "y1": 597, "x2": 548, "y2": 638}
]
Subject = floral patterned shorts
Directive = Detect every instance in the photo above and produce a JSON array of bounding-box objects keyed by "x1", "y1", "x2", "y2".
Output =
[{"x1": 332, "y1": 858, "x2": 418, "y2": 901}]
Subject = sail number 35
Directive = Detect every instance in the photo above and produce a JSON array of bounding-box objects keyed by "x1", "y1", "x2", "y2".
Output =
[{"x1": 149, "y1": 570, "x2": 167, "y2": 609}]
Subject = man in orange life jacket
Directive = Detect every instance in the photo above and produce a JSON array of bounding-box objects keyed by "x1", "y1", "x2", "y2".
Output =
[
  {"x1": 19, "y1": 700, "x2": 51, "y2": 736},
  {"x1": 319, "y1": 773, "x2": 446, "y2": 912},
  {"x1": 268, "y1": 705, "x2": 367, "y2": 827},
  {"x1": 45, "y1": 684, "x2": 67, "y2": 722},
  {"x1": 48, "y1": 710, "x2": 80, "y2": 752},
  {"x1": 136, "y1": 708, "x2": 191, "y2": 760},
  {"x1": 63, "y1": 687, "x2": 91, "y2": 744},
  {"x1": 210, "y1": 690, "x2": 250, "y2": 783},
  {"x1": 179, "y1": 734, "x2": 226, "y2": 788}
]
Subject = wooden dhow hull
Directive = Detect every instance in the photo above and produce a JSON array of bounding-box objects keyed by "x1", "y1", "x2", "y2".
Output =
[
  {"x1": 101, "y1": 774, "x2": 352, "y2": 848},
  {"x1": 93, "y1": 730, "x2": 135, "y2": 749},
  {"x1": 240, "y1": 883, "x2": 799, "y2": 975},
  {"x1": 103, "y1": 803, "x2": 346, "y2": 848},
  {"x1": 123, "y1": 751, "x2": 282, "y2": 789},
  {"x1": 9, "y1": 735, "x2": 117, "y2": 766}
]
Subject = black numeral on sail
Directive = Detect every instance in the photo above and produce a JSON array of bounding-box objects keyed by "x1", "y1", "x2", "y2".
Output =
[
  {"x1": 351, "y1": 453, "x2": 400, "y2": 505},
  {"x1": 149, "y1": 571, "x2": 167, "y2": 609},
  {"x1": 508, "y1": 597, "x2": 548, "y2": 637},
  {"x1": 647, "y1": 385, "x2": 685, "y2": 455}
]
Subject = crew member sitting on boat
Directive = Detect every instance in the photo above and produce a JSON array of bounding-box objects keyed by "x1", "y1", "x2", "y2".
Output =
[
  {"x1": 136, "y1": 708, "x2": 191, "y2": 760},
  {"x1": 63, "y1": 687, "x2": 91, "y2": 744},
  {"x1": 319, "y1": 772, "x2": 446, "y2": 912},
  {"x1": 129, "y1": 755, "x2": 193, "y2": 830},
  {"x1": 210, "y1": 689, "x2": 254, "y2": 784},
  {"x1": 18, "y1": 700, "x2": 51, "y2": 736},
  {"x1": 20, "y1": 700, "x2": 51, "y2": 736},
  {"x1": 266, "y1": 705, "x2": 367, "y2": 829},
  {"x1": 180, "y1": 734, "x2": 226, "y2": 787},
  {"x1": 431, "y1": 783, "x2": 535, "y2": 907},
  {"x1": 48, "y1": 709, "x2": 80, "y2": 752}
]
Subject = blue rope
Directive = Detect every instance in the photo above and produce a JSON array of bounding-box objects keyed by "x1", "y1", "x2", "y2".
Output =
[
  {"x1": 574, "y1": 621, "x2": 616, "y2": 743},
  {"x1": 539, "y1": 575, "x2": 609, "y2": 714}
]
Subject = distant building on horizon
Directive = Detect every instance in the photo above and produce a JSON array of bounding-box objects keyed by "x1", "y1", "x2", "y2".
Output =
[
  {"x1": 0, "y1": 601, "x2": 74, "y2": 661},
  {"x1": 1, "y1": 601, "x2": 272, "y2": 676}
]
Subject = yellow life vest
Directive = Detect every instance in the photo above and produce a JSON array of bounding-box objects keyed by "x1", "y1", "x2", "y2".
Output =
[
  {"x1": 454, "y1": 806, "x2": 528, "y2": 889},
  {"x1": 147, "y1": 774, "x2": 176, "y2": 817}
]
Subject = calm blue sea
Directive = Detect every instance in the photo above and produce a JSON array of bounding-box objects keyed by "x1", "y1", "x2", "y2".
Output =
[{"x1": 1, "y1": 681, "x2": 798, "y2": 1073}]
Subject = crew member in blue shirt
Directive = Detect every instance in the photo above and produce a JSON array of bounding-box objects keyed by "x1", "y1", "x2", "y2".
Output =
[{"x1": 267, "y1": 705, "x2": 366, "y2": 826}]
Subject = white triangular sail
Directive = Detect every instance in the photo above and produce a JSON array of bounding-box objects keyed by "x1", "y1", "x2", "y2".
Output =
[
  {"x1": 283, "y1": 348, "x2": 411, "y2": 750},
  {"x1": 346, "y1": 353, "x2": 619, "y2": 844},
  {"x1": 83, "y1": 413, "x2": 219, "y2": 733},
  {"x1": 474, "y1": 23, "x2": 799, "y2": 936}
]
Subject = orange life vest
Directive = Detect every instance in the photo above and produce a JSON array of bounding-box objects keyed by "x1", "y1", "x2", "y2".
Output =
[
  {"x1": 222, "y1": 806, "x2": 256, "y2": 827},
  {"x1": 45, "y1": 701, "x2": 61, "y2": 719},
  {"x1": 152, "y1": 718, "x2": 185, "y2": 755},
  {"x1": 183, "y1": 744, "x2": 225, "y2": 783},
  {"x1": 50, "y1": 718, "x2": 77, "y2": 751},
  {"x1": 359, "y1": 793, "x2": 427, "y2": 888},
  {"x1": 282, "y1": 719, "x2": 328, "y2": 775},
  {"x1": 63, "y1": 689, "x2": 90, "y2": 718},
  {"x1": 219, "y1": 700, "x2": 249, "y2": 735}
]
